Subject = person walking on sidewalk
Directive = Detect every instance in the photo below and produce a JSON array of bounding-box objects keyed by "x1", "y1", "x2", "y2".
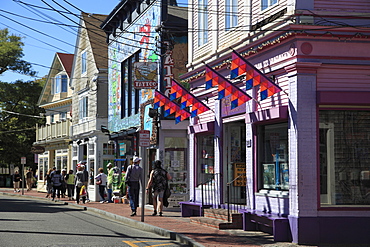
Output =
[
  {"x1": 65, "y1": 170, "x2": 75, "y2": 200},
  {"x1": 125, "y1": 156, "x2": 143, "y2": 216},
  {"x1": 75, "y1": 165, "x2": 87, "y2": 204},
  {"x1": 25, "y1": 168, "x2": 33, "y2": 191},
  {"x1": 146, "y1": 160, "x2": 172, "y2": 216},
  {"x1": 51, "y1": 170, "x2": 63, "y2": 201},
  {"x1": 95, "y1": 168, "x2": 108, "y2": 203},
  {"x1": 13, "y1": 170, "x2": 21, "y2": 192},
  {"x1": 106, "y1": 163, "x2": 114, "y2": 203},
  {"x1": 44, "y1": 168, "x2": 53, "y2": 198}
]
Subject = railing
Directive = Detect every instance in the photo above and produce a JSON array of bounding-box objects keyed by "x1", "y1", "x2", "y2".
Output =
[
  {"x1": 36, "y1": 120, "x2": 70, "y2": 141},
  {"x1": 196, "y1": 173, "x2": 248, "y2": 221},
  {"x1": 226, "y1": 175, "x2": 248, "y2": 222},
  {"x1": 197, "y1": 173, "x2": 221, "y2": 213}
]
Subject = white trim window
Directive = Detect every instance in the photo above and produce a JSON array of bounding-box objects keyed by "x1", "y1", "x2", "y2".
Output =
[
  {"x1": 79, "y1": 94, "x2": 88, "y2": 120},
  {"x1": 81, "y1": 50, "x2": 87, "y2": 74},
  {"x1": 226, "y1": 0, "x2": 238, "y2": 30},
  {"x1": 198, "y1": 0, "x2": 208, "y2": 46},
  {"x1": 53, "y1": 74, "x2": 68, "y2": 94},
  {"x1": 261, "y1": 0, "x2": 278, "y2": 11}
]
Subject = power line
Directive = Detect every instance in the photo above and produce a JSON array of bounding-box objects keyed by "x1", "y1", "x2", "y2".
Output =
[{"x1": 0, "y1": 109, "x2": 44, "y2": 119}]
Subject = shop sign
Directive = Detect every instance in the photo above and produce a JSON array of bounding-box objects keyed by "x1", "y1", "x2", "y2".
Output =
[
  {"x1": 31, "y1": 146, "x2": 45, "y2": 154},
  {"x1": 133, "y1": 62, "x2": 158, "y2": 89},
  {"x1": 233, "y1": 162, "x2": 246, "y2": 186}
]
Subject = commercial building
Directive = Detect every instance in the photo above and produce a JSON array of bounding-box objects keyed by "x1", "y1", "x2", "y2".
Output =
[{"x1": 181, "y1": 0, "x2": 370, "y2": 245}]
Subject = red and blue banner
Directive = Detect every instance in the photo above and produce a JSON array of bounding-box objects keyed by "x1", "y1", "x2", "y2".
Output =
[
  {"x1": 230, "y1": 51, "x2": 282, "y2": 100},
  {"x1": 153, "y1": 90, "x2": 191, "y2": 124},
  {"x1": 169, "y1": 79, "x2": 210, "y2": 117},
  {"x1": 205, "y1": 65, "x2": 252, "y2": 109}
]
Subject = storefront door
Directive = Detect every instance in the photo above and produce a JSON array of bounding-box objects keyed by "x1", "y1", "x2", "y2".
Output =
[{"x1": 224, "y1": 122, "x2": 246, "y2": 205}]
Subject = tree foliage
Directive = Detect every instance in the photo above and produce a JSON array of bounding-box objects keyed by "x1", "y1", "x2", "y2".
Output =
[
  {"x1": 0, "y1": 79, "x2": 45, "y2": 167},
  {"x1": 0, "y1": 28, "x2": 35, "y2": 76}
]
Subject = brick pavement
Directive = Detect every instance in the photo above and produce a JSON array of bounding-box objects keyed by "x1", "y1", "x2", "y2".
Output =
[{"x1": 0, "y1": 188, "x2": 302, "y2": 247}]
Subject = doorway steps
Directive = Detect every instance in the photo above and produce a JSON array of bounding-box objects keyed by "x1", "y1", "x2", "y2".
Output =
[{"x1": 190, "y1": 208, "x2": 243, "y2": 230}]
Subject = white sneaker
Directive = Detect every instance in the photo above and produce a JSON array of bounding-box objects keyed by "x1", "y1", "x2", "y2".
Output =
[
  {"x1": 14, "y1": 190, "x2": 16, "y2": 192},
  {"x1": 100, "y1": 201, "x2": 104, "y2": 203}
]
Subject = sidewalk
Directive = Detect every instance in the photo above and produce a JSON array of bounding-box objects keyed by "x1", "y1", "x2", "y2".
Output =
[{"x1": 0, "y1": 188, "x2": 300, "y2": 247}]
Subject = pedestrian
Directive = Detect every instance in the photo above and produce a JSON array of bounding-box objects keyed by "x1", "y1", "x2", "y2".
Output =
[
  {"x1": 61, "y1": 169, "x2": 67, "y2": 198},
  {"x1": 51, "y1": 170, "x2": 63, "y2": 201},
  {"x1": 125, "y1": 156, "x2": 143, "y2": 216},
  {"x1": 75, "y1": 164, "x2": 87, "y2": 204},
  {"x1": 146, "y1": 160, "x2": 172, "y2": 216},
  {"x1": 50, "y1": 166, "x2": 56, "y2": 178},
  {"x1": 106, "y1": 163, "x2": 114, "y2": 203},
  {"x1": 44, "y1": 168, "x2": 53, "y2": 198},
  {"x1": 25, "y1": 168, "x2": 33, "y2": 191},
  {"x1": 65, "y1": 170, "x2": 75, "y2": 200},
  {"x1": 95, "y1": 168, "x2": 107, "y2": 203},
  {"x1": 13, "y1": 170, "x2": 21, "y2": 192},
  {"x1": 80, "y1": 161, "x2": 90, "y2": 202}
]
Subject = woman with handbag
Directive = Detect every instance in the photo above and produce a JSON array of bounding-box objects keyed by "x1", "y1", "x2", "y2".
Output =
[
  {"x1": 95, "y1": 168, "x2": 107, "y2": 203},
  {"x1": 74, "y1": 165, "x2": 86, "y2": 204},
  {"x1": 146, "y1": 160, "x2": 172, "y2": 216}
]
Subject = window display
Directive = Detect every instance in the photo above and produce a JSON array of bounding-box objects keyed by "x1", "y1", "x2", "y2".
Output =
[
  {"x1": 319, "y1": 110, "x2": 370, "y2": 206},
  {"x1": 197, "y1": 134, "x2": 214, "y2": 186},
  {"x1": 258, "y1": 123, "x2": 289, "y2": 191},
  {"x1": 164, "y1": 137, "x2": 187, "y2": 195}
]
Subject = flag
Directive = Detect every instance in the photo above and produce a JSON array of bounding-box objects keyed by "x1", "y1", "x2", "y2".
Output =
[
  {"x1": 153, "y1": 90, "x2": 191, "y2": 124},
  {"x1": 169, "y1": 79, "x2": 210, "y2": 117},
  {"x1": 205, "y1": 65, "x2": 252, "y2": 109},
  {"x1": 230, "y1": 51, "x2": 282, "y2": 100}
]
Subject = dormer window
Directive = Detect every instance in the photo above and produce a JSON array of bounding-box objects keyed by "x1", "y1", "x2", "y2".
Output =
[{"x1": 52, "y1": 74, "x2": 68, "y2": 94}]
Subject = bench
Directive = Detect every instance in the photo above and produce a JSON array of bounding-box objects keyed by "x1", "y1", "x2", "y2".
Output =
[
  {"x1": 179, "y1": 201, "x2": 212, "y2": 217},
  {"x1": 239, "y1": 209, "x2": 291, "y2": 242}
]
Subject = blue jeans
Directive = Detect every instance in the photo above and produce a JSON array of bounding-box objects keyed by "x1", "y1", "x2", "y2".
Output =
[
  {"x1": 127, "y1": 181, "x2": 140, "y2": 212},
  {"x1": 107, "y1": 188, "x2": 113, "y2": 203}
]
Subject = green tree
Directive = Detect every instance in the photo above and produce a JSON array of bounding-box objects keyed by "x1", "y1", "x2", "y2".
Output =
[
  {"x1": 0, "y1": 79, "x2": 45, "y2": 168},
  {"x1": 0, "y1": 28, "x2": 35, "y2": 76}
]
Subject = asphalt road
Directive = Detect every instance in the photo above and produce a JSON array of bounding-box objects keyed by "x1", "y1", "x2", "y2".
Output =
[{"x1": 0, "y1": 195, "x2": 186, "y2": 247}]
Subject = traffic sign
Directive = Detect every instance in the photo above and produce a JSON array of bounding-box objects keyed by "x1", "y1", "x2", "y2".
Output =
[
  {"x1": 139, "y1": 130, "x2": 150, "y2": 147},
  {"x1": 21, "y1": 157, "x2": 26, "y2": 165}
]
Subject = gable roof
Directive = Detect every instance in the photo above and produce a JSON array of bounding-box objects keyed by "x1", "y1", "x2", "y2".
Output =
[
  {"x1": 38, "y1": 52, "x2": 74, "y2": 106},
  {"x1": 81, "y1": 12, "x2": 108, "y2": 70},
  {"x1": 57, "y1": 53, "x2": 74, "y2": 77}
]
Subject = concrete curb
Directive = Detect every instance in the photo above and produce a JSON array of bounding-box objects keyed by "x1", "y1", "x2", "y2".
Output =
[{"x1": 1, "y1": 192, "x2": 204, "y2": 247}]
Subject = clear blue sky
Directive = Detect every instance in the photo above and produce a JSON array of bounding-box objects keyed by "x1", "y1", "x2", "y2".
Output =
[{"x1": 0, "y1": 0, "x2": 188, "y2": 83}]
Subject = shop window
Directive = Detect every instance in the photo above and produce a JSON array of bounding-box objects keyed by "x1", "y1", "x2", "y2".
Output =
[
  {"x1": 319, "y1": 110, "x2": 370, "y2": 206},
  {"x1": 164, "y1": 137, "x2": 187, "y2": 195},
  {"x1": 89, "y1": 160, "x2": 94, "y2": 185},
  {"x1": 258, "y1": 123, "x2": 289, "y2": 191},
  {"x1": 103, "y1": 143, "x2": 115, "y2": 155},
  {"x1": 197, "y1": 134, "x2": 215, "y2": 186},
  {"x1": 39, "y1": 158, "x2": 44, "y2": 180}
]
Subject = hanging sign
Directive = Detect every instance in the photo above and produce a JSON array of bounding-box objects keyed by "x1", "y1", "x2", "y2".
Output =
[{"x1": 133, "y1": 62, "x2": 158, "y2": 89}]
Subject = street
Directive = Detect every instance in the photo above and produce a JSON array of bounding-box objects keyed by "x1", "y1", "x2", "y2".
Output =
[{"x1": 0, "y1": 194, "x2": 185, "y2": 247}]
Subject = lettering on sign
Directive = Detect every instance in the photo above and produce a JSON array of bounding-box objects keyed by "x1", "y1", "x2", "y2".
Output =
[{"x1": 233, "y1": 162, "x2": 246, "y2": 187}]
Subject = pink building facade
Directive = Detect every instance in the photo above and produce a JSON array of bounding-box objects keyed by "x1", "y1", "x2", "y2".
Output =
[{"x1": 182, "y1": 0, "x2": 370, "y2": 244}]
